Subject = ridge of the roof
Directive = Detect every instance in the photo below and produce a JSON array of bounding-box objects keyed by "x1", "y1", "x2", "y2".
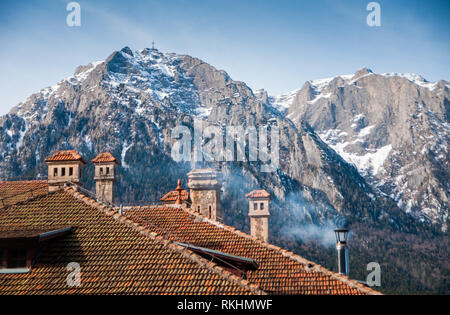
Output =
[
  {"x1": 64, "y1": 186, "x2": 266, "y2": 295},
  {"x1": 166, "y1": 204, "x2": 382, "y2": 295},
  {"x1": 0, "y1": 180, "x2": 47, "y2": 184}
]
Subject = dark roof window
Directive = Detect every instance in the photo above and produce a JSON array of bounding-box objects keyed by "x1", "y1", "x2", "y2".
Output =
[{"x1": 0, "y1": 226, "x2": 72, "y2": 274}]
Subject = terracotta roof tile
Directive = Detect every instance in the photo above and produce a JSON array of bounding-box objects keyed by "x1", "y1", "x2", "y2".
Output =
[
  {"x1": 0, "y1": 181, "x2": 48, "y2": 207},
  {"x1": 0, "y1": 189, "x2": 263, "y2": 295},
  {"x1": 0, "y1": 180, "x2": 380, "y2": 295},
  {"x1": 160, "y1": 190, "x2": 189, "y2": 202},
  {"x1": 45, "y1": 150, "x2": 87, "y2": 164},
  {"x1": 92, "y1": 152, "x2": 119, "y2": 164},
  {"x1": 125, "y1": 205, "x2": 380, "y2": 295}
]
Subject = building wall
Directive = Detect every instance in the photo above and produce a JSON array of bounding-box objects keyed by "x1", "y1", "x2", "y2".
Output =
[
  {"x1": 94, "y1": 164, "x2": 116, "y2": 178},
  {"x1": 188, "y1": 169, "x2": 222, "y2": 221},
  {"x1": 93, "y1": 163, "x2": 116, "y2": 204},
  {"x1": 47, "y1": 161, "x2": 84, "y2": 192},
  {"x1": 191, "y1": 189, "x2": 222, "y2": 221},
  {"x1": 249, "y1": 199, "x2": 270, "y2": 215},
  {"x1": 248, "y1": 198, "x2": 270, "y2": 242},
  {"x1": 250, "y1": 216, "x2": 269, "y2": 242},
  {"x1": 95, "y1": 180, "x2": 114, "y2": 204}
]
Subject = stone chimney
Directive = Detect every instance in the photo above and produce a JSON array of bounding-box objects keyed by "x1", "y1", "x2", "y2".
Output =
[
  {"x1": 246, "y1": 190, "x2": 271, "y2": 242},
  {"x1": 45, "y1": 150, "x2": 87, "y2": 192},
  {"x1": 187, "y1": 169, "x2": 222, "y2": 220},
  {"x1": 92, "y1": 152, "x2": 119, "y2": 204}
]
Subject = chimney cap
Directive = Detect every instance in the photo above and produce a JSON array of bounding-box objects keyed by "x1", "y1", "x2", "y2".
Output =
[
  {"x1": 246, "y1": 190, "x2": 271, "y2": 200},
  {"x1": 175, "y1": 179, "x2": 183, "y2": 192},
  {"x1": 175, "y1": 179, "x2": 183, "y2": 205},
  {"x1": 45, "y1": 150, "x2": 87, "y2": 164},
  {"x1": 334, "y1": 228, "x2": 349, "y2": 243},
  {"x1": 92, "y1": 152, "x2": 119, "y2": 165},
  {"x1": 187, "y1": 168, "x2": 221, "y2": 178},
  {"x1": 187, "y1": 168, "x2": 222, "y2": 190}
]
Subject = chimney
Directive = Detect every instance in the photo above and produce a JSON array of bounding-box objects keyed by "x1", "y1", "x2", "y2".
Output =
[
  {"x1": 246, "y1": 190, "x2": 271, "y2": 242},
  {"x1": 92, "y1": 152, "x2": 119, "y2": 204},
  {"x1": 160, "y1": 180, "x2": 190, "y2": 207},
  {"x1": 175, "y1": 179, "x2": 183, "y2": 206},
  {"x1": 187, "y1": 169, "x2": 222, "y2": 220},
  {"x1": 334, "y1": 228, "x2": 349, "y2": 276},
  {"x1": 45, "y1": 150, "x2": 87, "y2": 192}
]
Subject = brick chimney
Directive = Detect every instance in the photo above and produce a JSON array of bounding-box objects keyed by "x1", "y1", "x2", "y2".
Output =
[
  {"x1": 187, "y1": 169, "x2": 222, "y2": 220},
  {"x1": 246, "y1": 190, "x2": 271, "y2": 242},
  {"x1": 174, "y1": 179, "x2": 183, "y2": 206},
  {"x1": 92, "y1": 152, "x2": 119, "y2": 205},
  {"x1": 45, "y1": 150, "x2": 87, "y2": 192}
]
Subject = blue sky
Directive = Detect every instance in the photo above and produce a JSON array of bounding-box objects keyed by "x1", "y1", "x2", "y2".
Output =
[{"x1": 0, "y1": 0, "x2": 449, "y2": 115}]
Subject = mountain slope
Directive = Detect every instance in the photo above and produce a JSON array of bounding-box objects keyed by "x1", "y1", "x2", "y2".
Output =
[
  {"x1": 0, "y1": 48, "x2": 417, "y2": 230},
  {"x1": 270, "y1": 68, "x2": 449, "y2": 232},
  {"x1": 0, "y1": 48, "x2": 448, "y2": 293}
]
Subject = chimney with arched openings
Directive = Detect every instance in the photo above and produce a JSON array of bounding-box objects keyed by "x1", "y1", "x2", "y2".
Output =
[{"x1": 92, "y1": 152, "x2": 119, "y2": 204}]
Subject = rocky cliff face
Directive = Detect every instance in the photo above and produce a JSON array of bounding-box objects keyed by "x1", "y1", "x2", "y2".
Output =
[
  {"x1": 270, "y1": 68, "x2": 449, "y2": 232},
  {"x1": 0, "y1": 48, "x2": 446, "y2": 237}
]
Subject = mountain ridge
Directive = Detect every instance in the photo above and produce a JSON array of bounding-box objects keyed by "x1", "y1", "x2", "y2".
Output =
[
  {"x1": 269, "y1": 68, "x2": 448, "y2": 110},
  {"x1": 1, "y1": 48, "x2": 447, "y2": 232},
  {"x1": 266, "y1": 67, "x2": 449, "y2": 232},
  {"x1": 1, "y1": 46, "x2": 448, "y2": 293}
]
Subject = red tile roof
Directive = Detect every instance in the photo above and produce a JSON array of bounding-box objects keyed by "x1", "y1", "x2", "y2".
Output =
[
  {"x1": 246, "y1": 190, "x2": 271, "y2": 199},
  {"x1": 0, "y1": 180, "x2": 380, "y2": 295},
  {"x1": 0, "y1": 181, "x2": 48, "y2": 208},
  {"x1": 125, "y1": 205, "x2": 380, "y2": 295},
  {"x1": 0, "y1": 187, "x2": 263, "y2": 295},
  {"x1": 45, "y1": 150, "x2": 87, "y2": 164},
  {"x1": 92, "y1": 152, "x2": 119, "y2": 164},
  {"x1": 160, "y1": 190, "x2": 189, "y2": 202}
]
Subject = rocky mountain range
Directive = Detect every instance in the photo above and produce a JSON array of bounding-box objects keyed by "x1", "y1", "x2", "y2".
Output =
[
  {"x1": 0, "y1": 47, "x2": 448, "y2": 293},
  {"x1": 267, "y1": 68, "x2": 449, "y2": 232}
]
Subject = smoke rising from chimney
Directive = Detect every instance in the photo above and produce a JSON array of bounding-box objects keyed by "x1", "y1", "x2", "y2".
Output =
[
  {"x1": 219, "y1": 169, "x2": 347, "y2": 247},
  {"x1": 276, "y1": 191, "x2": 346, "y2": 247}
]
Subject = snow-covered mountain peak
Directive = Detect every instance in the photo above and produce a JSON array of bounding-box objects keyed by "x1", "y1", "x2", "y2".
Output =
[
  {"x1": 270, "y1": 68, "x2": 447, "y2": 112},
  {"x1": 380, "y1": 72, "x2": 439, "y2": 90},
  {"x1": 275, "y1": 67, "x2": 449, "y2": 230},
  {"x1": 269, "y1": 88, "x2": 301, "y2": 112},
  {"x1": 99, "y1": 47, "x2": 204, "y2": 114},
  {"x1": 1, "y1": 48, "x2": 448, "y2": 234}
]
